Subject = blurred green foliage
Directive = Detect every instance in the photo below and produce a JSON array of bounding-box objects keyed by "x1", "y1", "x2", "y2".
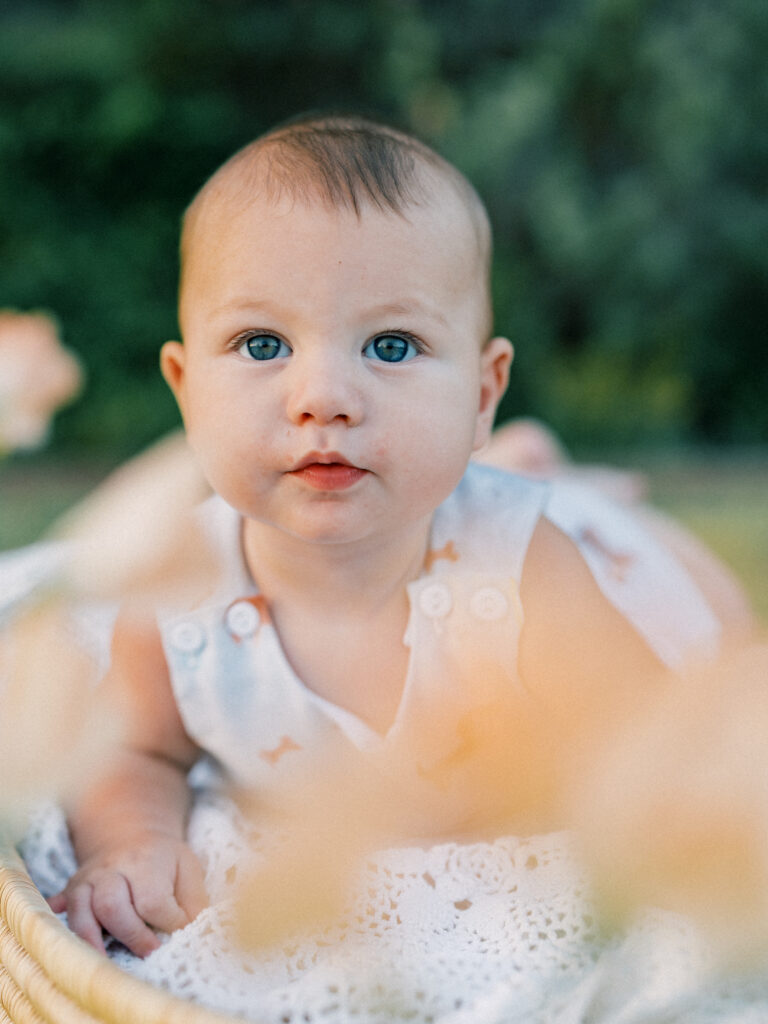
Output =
[{"x1": 1, "y1": 0, "x2": 766, "y2": 457}]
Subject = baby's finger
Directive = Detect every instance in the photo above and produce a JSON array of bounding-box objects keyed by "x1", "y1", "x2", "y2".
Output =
[
  {"x1": 47, "y1": 891, "x2": 67, "y2": 914},
  {"x1": 66, "y1": 883, "x2": 107, "y2": 954},
  {"x1": 175, "y1": 847, "x2": 208, "y2": 922},
  {"x1": 91, "y1": 874, "x2": 160, "y2": 957},
  {"x1": 131, "y1": 880, "x2": 190, "y2": 936}
]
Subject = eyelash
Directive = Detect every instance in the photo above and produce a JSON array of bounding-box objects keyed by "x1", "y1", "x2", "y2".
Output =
[
  {"x1": 229, "y1": 329, "x2": 426, "y2": 358},
  {"x1": 229, "y1": 330, "x2": 286, "y2": 354},
  {"x1": 377, "y1": 329, "x2": 424, "y2": 354}
]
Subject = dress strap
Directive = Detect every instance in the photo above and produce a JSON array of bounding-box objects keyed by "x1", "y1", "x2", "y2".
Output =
[{"x1": 428, "y1": 463, "x2": 549, "y2": 582}]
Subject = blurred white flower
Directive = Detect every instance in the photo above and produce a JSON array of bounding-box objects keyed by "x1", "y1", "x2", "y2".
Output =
[
  {"x1": 51, "y1": 430, "x2": 217, "y2": 606},
  {"x1": 0, "y1": 430, "x2": 218, "y2": 826},
  {"x1": 0, "y1": 310, "x2": 84, "y2": 454},
  {"x1": 476, "y1": 417, "x2": 648, "y2": 505},
  {"x1": 0, "y1": 601, "x2": 122, "y2": 829}
]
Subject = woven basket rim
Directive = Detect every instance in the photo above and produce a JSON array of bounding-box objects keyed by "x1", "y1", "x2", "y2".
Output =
[{"x1": 0, "y1": 841, "x2": 244, "y2": 1024}]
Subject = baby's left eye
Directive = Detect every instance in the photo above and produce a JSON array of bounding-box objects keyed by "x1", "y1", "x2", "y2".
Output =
[{"x1": 363, "y1": 334, "x2": 420, "y2": 363}]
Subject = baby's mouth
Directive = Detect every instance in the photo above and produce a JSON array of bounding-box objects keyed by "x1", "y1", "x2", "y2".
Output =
[{"x1": 289, "y1": 453, "x2": 367, "y2": 491}]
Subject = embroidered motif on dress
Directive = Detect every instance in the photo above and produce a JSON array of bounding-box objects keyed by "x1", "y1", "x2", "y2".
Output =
[
  {"x1": 424, "y1": 540, "x2": 459, "y2": 571},
  {"x1": 259, "y1": 735, "x2": 302, "y2": 765},
  {"x1": 578, "y1": 526, "x2": 635, "y2": 582}
]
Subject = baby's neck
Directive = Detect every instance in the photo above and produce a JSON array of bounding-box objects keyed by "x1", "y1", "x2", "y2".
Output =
[{"x1": 241, "y1": 517, "x2": 432, "y2": 614}]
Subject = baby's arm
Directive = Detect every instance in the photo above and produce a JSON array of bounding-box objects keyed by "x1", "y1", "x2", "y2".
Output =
[
  {"x1": 520, "y1": 521, "x2": 768, "y2": 956},
  {"x1": 518, "y1": 518, "x2": 667, "y2": 791},
  {"x1": 49, "y1": 609, "x2": 207, "y2": 957}
]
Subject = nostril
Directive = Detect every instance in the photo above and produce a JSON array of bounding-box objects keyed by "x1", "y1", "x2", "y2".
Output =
[{"x1": 297, "y1": 409, "x2": 351, "y2": 425}]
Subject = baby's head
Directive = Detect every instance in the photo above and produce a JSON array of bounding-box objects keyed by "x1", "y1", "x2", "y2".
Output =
[
  {"x1": 163, "y1": 113, "x2": 512, "y2": 544},
  {"x1": 178, "y1": 113, "x2": 494, "y2": 342}
]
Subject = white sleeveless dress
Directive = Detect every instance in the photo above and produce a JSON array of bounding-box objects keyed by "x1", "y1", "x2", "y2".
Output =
[
  {"x1": 157, "y1": 463, "x2": 720, "y2": 808},
  {"x1": 10, "y1": 465, "x2": 758, "y2": 1024}
]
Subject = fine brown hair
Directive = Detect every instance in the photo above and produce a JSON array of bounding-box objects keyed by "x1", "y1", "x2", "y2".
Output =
[{"x1": 179, "y1": 112, "x2": 493, "y2": 337}]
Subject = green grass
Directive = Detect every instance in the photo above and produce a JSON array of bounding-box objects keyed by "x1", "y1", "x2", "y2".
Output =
[
  {"x1": 645, "y1": 451, "x2": 768, "y2": 624},
  {"x1": 0, "y1": 456, "x2": 114, "y2": 551},
  {"x1": 1, "y1": 448, "x2": 766, "y2": 623}
]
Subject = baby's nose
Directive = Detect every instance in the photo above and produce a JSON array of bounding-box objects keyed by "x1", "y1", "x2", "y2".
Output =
[{"x1": 285, "y1": 353, "x2": 364, "y2": 426}]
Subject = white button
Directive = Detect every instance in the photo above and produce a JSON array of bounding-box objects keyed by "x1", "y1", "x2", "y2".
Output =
[
  {"x1": 169, "y1": 620, "x2": 206, "y2": 655},
  {"x1": 418, "y1": 582, "x2": 452, "y2": 619},
  {"x1": 225, "y1": 600, "x2": 261, "y2": 639},
  {"x1": 470, "y1": 587, "x2": 508, "y2": 621}
]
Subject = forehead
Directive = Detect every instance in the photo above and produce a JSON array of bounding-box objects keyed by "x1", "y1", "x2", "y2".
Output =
[
  {"x1": 179, "y1": 170, "x2": 488, "y2": 329},
  {"x1": 183, "y1": 151, "x2": 486, "y2": 256}
]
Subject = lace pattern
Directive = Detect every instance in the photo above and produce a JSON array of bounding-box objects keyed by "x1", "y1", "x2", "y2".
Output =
[
  {"x1": 6, "y1": 545, "x2": 768, "y2": 1022},
  {"x1": 19, "y1": 795, "x2": 768, "y2": 1024}
]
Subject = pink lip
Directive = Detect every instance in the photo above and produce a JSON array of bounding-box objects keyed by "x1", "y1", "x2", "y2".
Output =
[{"x1": 289, "y1": 452, "x2": 367, "y2": 491}]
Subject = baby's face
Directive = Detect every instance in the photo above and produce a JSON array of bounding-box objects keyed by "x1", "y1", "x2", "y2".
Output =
[{"x1": 163, "y1": 186, "x2": 511, "y2": 548}]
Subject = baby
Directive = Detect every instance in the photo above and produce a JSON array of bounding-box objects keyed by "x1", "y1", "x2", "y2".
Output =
[{"x1": 50, "y1": 113, "x2": 727, "y2": 957}]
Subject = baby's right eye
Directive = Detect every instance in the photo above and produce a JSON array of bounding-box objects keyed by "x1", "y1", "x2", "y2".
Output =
[{"x1": 237, "y1": 333, "x2": 291, "y2": 361}]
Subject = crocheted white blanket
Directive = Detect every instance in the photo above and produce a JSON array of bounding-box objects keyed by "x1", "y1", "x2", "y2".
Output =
[
  {"x1": 6, "y1": 545, "x2": 768, "y2": 1023},
  {"x1": 20, "y1": 795, "x2": 768, "y2": 1024}
]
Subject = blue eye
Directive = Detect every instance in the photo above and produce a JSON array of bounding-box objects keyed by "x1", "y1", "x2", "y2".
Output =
[
  {"x1": 363, "y1": 334, "x2": 420, "y2": 363},
  {"x1": 241, "y1": 334, "x2": 290, "y2": 361}
]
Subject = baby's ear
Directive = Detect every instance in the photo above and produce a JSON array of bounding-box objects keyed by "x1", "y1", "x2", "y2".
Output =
[
  {"x1": 160, "y1": 340, "x2": 186, "y2": 405},
  {"x1": 473, "y1": 336, "x2": 513, "y2": 451}
]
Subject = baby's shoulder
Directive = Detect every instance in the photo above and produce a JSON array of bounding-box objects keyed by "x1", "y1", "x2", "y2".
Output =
[
  {"x1": 520, "y1": 514, "x2": 612, "y2": 622},
  {"x1": 518, "y1": 513, "x2": 666, "y2": 709}
]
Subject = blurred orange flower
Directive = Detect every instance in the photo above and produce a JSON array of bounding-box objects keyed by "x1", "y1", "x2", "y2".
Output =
[
  {"x1": 0, "y1": 309, "x2": 83, "y2": 453},
  {"x1": 567, "y1": 641, "x2": 768, "y2": 967}
]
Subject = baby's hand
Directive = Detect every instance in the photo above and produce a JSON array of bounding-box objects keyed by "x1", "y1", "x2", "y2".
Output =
[{"x1": 48, "y1": 831, "x2": 208, "y2": 957}]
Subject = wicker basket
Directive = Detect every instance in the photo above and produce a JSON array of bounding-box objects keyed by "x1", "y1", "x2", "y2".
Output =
[{"x1": 0, "y1": 842, "x2": 243, "y2": 1024}]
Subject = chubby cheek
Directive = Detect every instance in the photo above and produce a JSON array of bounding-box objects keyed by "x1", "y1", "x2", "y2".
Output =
[
  {"x1": 382, "y1": 404, "x2": 476, "y2": 509},
  {"x1": 183, "y1": 401, "x2": 257, "y2": 502}
]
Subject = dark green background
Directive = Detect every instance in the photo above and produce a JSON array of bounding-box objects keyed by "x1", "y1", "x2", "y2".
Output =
[{"x1": 1, "y1": 0, "x2": 766, "y2": 460}]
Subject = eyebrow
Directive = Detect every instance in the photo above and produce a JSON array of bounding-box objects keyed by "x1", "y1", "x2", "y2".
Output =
[
  {"x1": 204, "y1": 298, "x2": 292, "y2": 323},
  {"x1": 363, "y1": 300, "x2": 449, "y2": 327},
  {"x1": 204, "y1": 297, "x2": 450, "y2": 328}
]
